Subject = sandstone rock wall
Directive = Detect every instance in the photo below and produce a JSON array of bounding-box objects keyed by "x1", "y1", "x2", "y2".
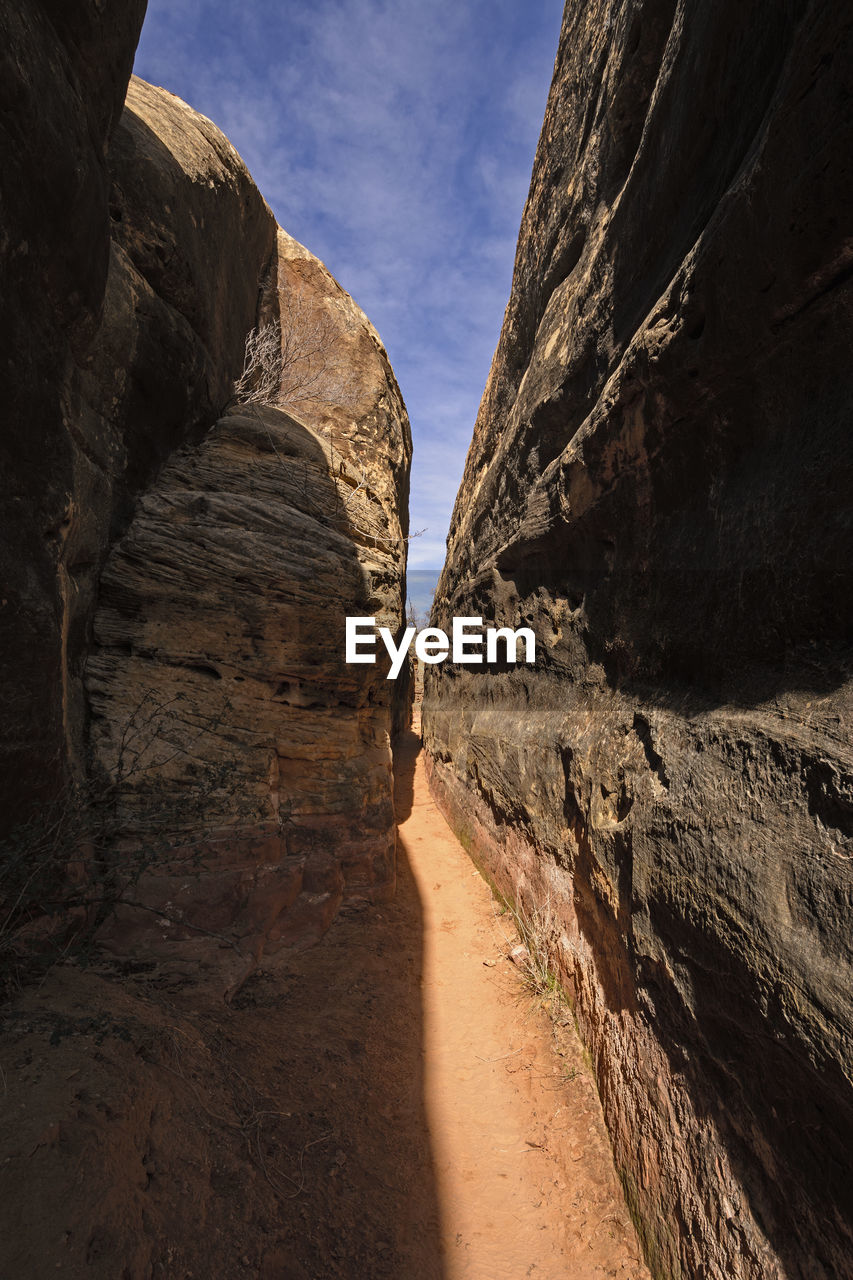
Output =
[
  {"x1": 1, "y1": 11, "x2": 411, "y2": 958},
  {"x1": 64, "y1": 76, "x2": 278, "y2": 790},
  {"x1": 85, "y1": 177, "x2": 411, "y2": 959},
  {"x1": 83, "y1": 84, "x2": 411, "y2": 958},
  {"x1": 0, "y1": 13, "x2": 276, "y2": 831},
  {"x1": 424, "y1": 3, "x2": 853, "y2": 1277},
  {"x1": 0, "y1": 0, "x2": 148, "y2": 831}
]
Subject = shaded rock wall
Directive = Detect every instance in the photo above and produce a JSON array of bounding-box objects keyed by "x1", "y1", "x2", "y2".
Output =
[
  {"x1": 85, "y1": 156, "x2": 411, "y2": 956},
  {"x1": 1, "y1": 10, "x2": 411, "y2": 956},
  {"x1": 63, "y1": 76, "x2": 278, "y2": 789},
  {"x1": 83, "y1": 86, "x2": 411, "y2": 957},
  {"x1": 424, "y1": 3, "x2": 853, "y2": 1277},
  {"x1": 0, "y1": 0, "x2": 148, "y2": 830},
  {"x1": 0, "y1": 17, "x2": 275, "y2": 832}
]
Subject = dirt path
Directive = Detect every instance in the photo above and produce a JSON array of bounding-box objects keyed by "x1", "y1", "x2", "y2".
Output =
[
  {"x1": 0, "y1": 724, "x2": 649, "y2": 1279},
  {"x1": 395, "y1": 723, "x2": 649, "y2": 1280}
]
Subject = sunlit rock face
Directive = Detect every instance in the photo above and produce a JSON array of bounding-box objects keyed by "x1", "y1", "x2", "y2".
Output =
[
  {"x1": 84, "y1": 82, "x2": 412, "y2": 958},
  {"x1": 423, "y1": 3, "x2": 853, "y2": 1277},
  {"x1": 1, "y1": 21, "x2": 411, "y2": 959}
]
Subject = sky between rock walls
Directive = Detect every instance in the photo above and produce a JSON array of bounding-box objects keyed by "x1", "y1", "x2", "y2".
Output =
[{"x1": 132, "y1": 0, "x2": 564, "y2": 569}]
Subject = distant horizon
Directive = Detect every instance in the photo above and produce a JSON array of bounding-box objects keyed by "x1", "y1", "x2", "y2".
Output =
[{"x1": 406, "y1": 566, "x2": 441, "y2": 621}]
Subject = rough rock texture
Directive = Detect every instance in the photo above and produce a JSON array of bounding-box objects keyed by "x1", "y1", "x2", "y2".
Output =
[
  {"x1": 0, "y1": 37, "x2": 276, "y2": 834},
  {"x1": 0, "y1": 0, "x2": 148, "y2": 831},
  {"x1": 1, "y1": 13, "x2": 411, "y2": 957},
  {"x1": 62, "y1": 77, "x2": 278, "y2": 787},
  {"x1": 85, "y1": 225, "x2": 411, "y2": 959},
  {"x1": 424, "y1": 4, "x2": 853, "y2": 1278}
]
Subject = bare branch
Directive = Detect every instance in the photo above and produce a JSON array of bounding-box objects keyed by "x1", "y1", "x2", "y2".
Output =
[
  {"x1": 233, "y1": 282, "x2": 357, "y2": 414},
  {"x1": 232, "y1": 282, "x2": 419, "y2": 553}
]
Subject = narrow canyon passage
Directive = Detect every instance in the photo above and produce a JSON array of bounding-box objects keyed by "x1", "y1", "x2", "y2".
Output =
[
  {"x1": 0, "y1": 718, "x2": 649, "y2": 1280},
  {"x1": 394, "y1": 718, "x2": 649, "y2": 1280}
]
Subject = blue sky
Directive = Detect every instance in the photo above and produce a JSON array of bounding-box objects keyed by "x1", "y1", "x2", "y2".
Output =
[{"x1": 133, "y1": 0, "x2": 564, "y2": 568}]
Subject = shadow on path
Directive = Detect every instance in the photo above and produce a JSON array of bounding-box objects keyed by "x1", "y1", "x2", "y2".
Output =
[{"x1": 0, "y1": 725, "x2": 447, "y2": 1279}]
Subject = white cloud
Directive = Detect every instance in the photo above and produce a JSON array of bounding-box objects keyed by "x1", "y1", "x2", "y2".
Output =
[{"x1": 133, "y1": 0, "x2": 564, "y2": 563}]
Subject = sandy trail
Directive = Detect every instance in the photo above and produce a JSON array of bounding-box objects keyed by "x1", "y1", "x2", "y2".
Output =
[
  {"x1": 395, "y1": 721, "x2": 649, "y2": 1280},
  {"x1": 0, "y1": 721, "x2": 649, "y2": 1280}
]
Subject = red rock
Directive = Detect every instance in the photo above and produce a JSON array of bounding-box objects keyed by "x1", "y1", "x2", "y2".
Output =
[{"x1": 424, "y1": 4, "x2": 853, "y2": 1277}]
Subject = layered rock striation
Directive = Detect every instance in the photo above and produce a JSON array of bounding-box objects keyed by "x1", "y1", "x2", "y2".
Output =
[
  {"x1": 86, "y1": 194, "x2": 411, "y2": 959},
  {"x1": 1, "y1": 11, "x2": 411, "y2": 959},
  {"x1": 424, "y1": 3, "x2": 853, "y2": 1278}
]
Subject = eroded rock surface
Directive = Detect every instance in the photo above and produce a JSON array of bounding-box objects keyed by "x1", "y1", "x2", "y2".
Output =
[
  {"x1": 85, "y1": 249, "x2": 410, "y2": 964},
  {"x1": 1, "y1": 17, "x2": 411, "y2": 960},
  {"x1": 64, "y1": 76, "x2": 278, "y2": 788},
  {"x1": 80, "y1": 83, "x2": 410, "y2": 959},
  {"x1": 0, "y1": 0, "x2": 148, "y2": 830},
  {"x1": 0, "y1": 46, "x2": 276, "y2": 834},
  {"x1": 424, "y1": 4, "x2": 853, "y2": 1278}
]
